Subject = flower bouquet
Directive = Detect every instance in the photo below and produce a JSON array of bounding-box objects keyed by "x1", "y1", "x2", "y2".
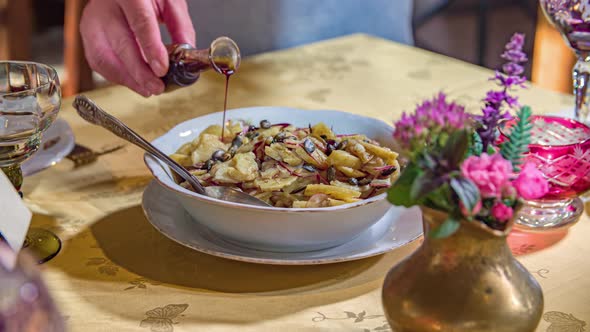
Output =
[
  {"x1": 388, "y1": 33, "x2": 550, "y2": 237},
  {"x1": 382, "y1": 34, "x2": 548, "y2": 332}
]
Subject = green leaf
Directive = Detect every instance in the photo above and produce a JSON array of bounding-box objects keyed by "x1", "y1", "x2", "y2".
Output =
[
  {"x1": 442, "y1": 130, "x2": 470, "y2": 169},
  {"x1": 410, "y1": 172, "x2": 444, "y2": 202},
  {"x1": 430, "y1": 216, "x2": 460, "y2": 238},
  {"x1": 416, "y1": 152, "x2": 437, "y2": 170},
  {"x1": 423, "y1": 183, "x2": 454, "y2": 213},
  {"x1": 387, "y1": 164, "x2": 421, "y2": 207},
  {"x1": 500, "y1": 106, "x2": 533, "y2": 171},
  {"x1": 487, "y1": 145, "x2": 496, "y2": 155},
  {"x1": 469, "y1": 132, "x2": 483, "y2": 156},
  {"x1": 436, "y1": 131, "x2": 450, "y2": 148},
  {"x1": 450, "y1": 177, "x2": 480, "y2": 212}
]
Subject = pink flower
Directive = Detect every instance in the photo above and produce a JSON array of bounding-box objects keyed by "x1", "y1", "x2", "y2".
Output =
[
  {"x1": 513, "y1": 162, "x2": 549, "y2": 200},
  {"x1": 501, "y1": 184, "x2": 518, "y2": 200},
  {"x1": 461, "y1": 153, "x2": 513, "y2": 198},
  {"x1": 491, "y1": 202, "x2": 514, "y2": 223},
  {"x1": 460, "y1": 199, "x2": 482, "y2": 218}
]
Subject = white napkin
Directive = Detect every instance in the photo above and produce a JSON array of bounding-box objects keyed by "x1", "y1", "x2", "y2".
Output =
[{"x1": 0, "y1": 171, "x2": 31, "y2": 255}]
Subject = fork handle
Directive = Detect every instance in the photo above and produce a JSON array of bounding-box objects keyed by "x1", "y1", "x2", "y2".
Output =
[{"x1": 72, "y1": 95, "x2": 206, "y2": 194}]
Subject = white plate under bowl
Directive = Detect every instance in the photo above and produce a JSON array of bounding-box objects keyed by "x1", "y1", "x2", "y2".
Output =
[
  {"x1": 145, "y1": 106, "x2": 401, "y2": 252},
  {"x1": 22, "y1": 118, "x2": 75, "y2": 176},
  {"x1": 142, "y1": 181, "x2": 423, "y2": 265}
]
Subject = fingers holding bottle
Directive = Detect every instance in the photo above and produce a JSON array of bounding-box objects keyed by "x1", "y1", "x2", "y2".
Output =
[{"x1": 80, "y1": 0, "x2": 195, "y2": 96}]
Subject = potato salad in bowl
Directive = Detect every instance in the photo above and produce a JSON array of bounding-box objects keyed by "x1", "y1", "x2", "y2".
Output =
[{"x1": 170, "y1": 120, "x2": 401, "y2": 208}]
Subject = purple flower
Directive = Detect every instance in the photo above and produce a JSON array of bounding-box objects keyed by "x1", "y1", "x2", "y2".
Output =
[
  {"x1": 394, "y1": 92, "x2": 472, "y2": 152},
  {"x1": 477, "y1": 33, "x2": 529, "y2": 150},
  {"x1": 502, "y1": 62, "x2": 524, "y2": 76},
  {"x1": 485, "y1": 91, "x2": 507, "y2": 105},
  {"x1": 502, "y1": 49, "x2": 528, "y2": 63},
  {"x1": 496, "y1": 34, "x2": 528, "y2": 86},
  {"x1": 480, "y1": 106, "x2": 510, "y2": 120},
  {"x1": 493, "y1": 71, "x2": 526, "y2": 89},
  {"x1": 506, "y1": 33, "x2": 525, "y2": 48},
  {"x1": 504, "y1": 95, "x2": 519, "y2": 108}
]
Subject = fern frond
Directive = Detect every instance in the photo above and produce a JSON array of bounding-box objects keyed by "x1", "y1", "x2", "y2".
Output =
[
  {"x1": 500, "y1": 106, "x2": 533, "y2": 171},
  {"x1": 468, "y1": 131, "x2": 483, "y2": 157}
]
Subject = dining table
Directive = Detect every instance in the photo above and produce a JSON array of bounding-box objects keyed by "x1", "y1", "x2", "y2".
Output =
[{"x1": 22, "y1": 34, "x2": 589, "y2": 331}]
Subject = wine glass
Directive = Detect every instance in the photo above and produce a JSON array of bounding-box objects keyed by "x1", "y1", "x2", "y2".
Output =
[
  {"x1": 540, "y1": 0, "x2": 590, "y2": 122},
  {"x1": 501, "y1": 115, "x2": 590, "y2": 230},
  {"x1": 0, "y1": 61, "x2": 62, "y2": 263},
  {"x1": 0, "y1": 242, "x2": 65, "y2": 331}
]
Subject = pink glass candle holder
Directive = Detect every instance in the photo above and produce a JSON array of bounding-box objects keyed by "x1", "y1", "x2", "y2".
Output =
[{"x1": 501, "y1": 115, "x2": 590, "y2": 230}]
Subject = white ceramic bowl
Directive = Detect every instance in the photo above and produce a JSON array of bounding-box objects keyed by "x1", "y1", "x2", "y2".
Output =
[{"x1": 144, "y1": 107, "x2": 398, "y2": 252}]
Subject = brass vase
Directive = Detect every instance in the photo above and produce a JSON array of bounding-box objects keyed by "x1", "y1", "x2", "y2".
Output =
[{"x1": 382, "y1": 206, "x2": 543, "y2": 332}]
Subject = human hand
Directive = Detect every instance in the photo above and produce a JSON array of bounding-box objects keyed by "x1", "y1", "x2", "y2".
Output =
[{"x1": 80, "y1": 0, "x2": 196, "y2": 97}]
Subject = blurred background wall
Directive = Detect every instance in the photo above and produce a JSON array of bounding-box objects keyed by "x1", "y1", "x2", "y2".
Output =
[{"x1": 0, "y1": 0, "x2": 572, "y2": 97}]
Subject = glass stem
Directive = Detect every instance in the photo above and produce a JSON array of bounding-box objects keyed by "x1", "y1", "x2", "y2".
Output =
[
  {"x1": 573, "y1": 53, "x2": 590, "y2": 123},
  {"x1": 1, "y1": 164, "x2": 23, "y2": 195}
]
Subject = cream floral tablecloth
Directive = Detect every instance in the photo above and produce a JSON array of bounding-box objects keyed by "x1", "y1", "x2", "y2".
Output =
[{"x1": 23, "y1": 34, "x2": 589, "y2": 331}]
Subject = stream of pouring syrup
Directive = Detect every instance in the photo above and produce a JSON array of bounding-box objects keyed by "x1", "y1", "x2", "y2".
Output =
[{"x1": 213, "y1": 58, "x2": 236, "y2": 142}]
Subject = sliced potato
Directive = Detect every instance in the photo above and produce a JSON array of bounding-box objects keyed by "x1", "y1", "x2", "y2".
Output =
[
  {"x1": 258, "y1": 126, "x2": 282, "y2": 138},
  {"x1": 189, "y1": 169, "x2": 207, "y2": 177},
  {"x1": 170, "y1": 153, "x2": 192, "y2": 167},
  {"x1": 295, "y1": 146, "x2": 329, "y2": 169},
  {"x1": 330, "y1": 180, "x2": 361, "y2": 192},
  {"x1": 363, "y1": 157, "x2": 386, "y2": 176},
  {"x1": 282, "y1": 177, "x2": 313, "y2": 194},
  {"x1": 265, "y1": 143, "x2": 302, "y2": 166},
  {"x1": 227, "y1": 152, "x2": 259, "y2": 182},
  {"x1": 336, "y1": 166, "x2": 366, "y2": 178},
  {"x1": 191, "y1": 134, "x2": 228, "y2": 163},
  {"x1": 335, "y1": 134, "x2": 367, "y2": 142},
  {"x1": 311, "y1": 122, "x2": 336, "y2": 140},
  {"x1": 226, "y1": 120, "x2": 244, "y2": 139},
  {"x1": 328, "y1": 198, "x2": 349, "y2": 206},
  {"x1": 264, "y1": 145, "x2": 281, "y2": 161},
  {"x1": 255, "y1": 176, "x2": 298, "y2": 192},
  {"x1": 176, "y1": 141, "x2": 197, "y2": 155},
  {"x1": 260, "y1": 168, "x2": 280, "y2": 179},
  {"x1": 210, "y1": 152, "x2": 258, "y2": 183},
  {"x1": 271, "y1": 192, "x2": 295, "y2": 208},
  {"x1": 200, "y1": 125, "x2": 223, "y2": 138},
  {"x1": 348, "y1": 140, "x2": 372, "y2": 163},
  {"x1": 309, "y1": 136, "x2": 327, "y2": 152},
  {"x1": 304, "y1": 184, "x2": 361, "y2": 200},
  {"x1": 254, "y1": 191, "x2": 273, "y2": 204},
  {"x1": 360, "y1": 141, "x2": 399, "y2": 164},
  {"x1": 210, "y1": 163, "x2": 238, "y2": 183},
  {"x1": 292, "y1": 201, "x2": 308, "y2": 208},
  {"x1": 327, "y1": 150, "x2": 362, "y2": 169},
  {"x1": 242, "y1": 181, "x2": 258, "y2": 189}
]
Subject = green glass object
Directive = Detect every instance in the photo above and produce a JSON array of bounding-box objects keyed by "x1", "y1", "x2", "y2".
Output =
[
  {"x1": 1, "y1": 164, "x2": 62, "y2": 264},
  {"x1": 2, "y1": 165, "x2": 23, "y2": 193}
]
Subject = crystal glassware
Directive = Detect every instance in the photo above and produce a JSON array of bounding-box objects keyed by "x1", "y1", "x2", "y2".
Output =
[
  {"x1": 540, "y1": 1, "x2": 590, "y2": 123},
  {"x1": 0, "y1": 61, "x2": 62, "y2": 263},
  {"x1": 0, "y1": 243, "x2": 65, "y2": 331},
  {"x1": 501, "y1": 115, "x2": 590, "y2": 230}
]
